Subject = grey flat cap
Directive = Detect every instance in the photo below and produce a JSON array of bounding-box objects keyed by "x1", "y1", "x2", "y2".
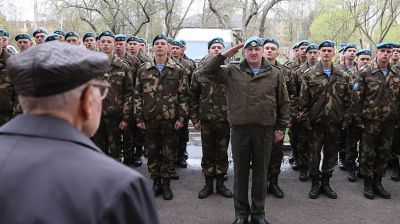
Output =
[{"x1": 8, "y1": 42, "x2": 109, "y2": 97}]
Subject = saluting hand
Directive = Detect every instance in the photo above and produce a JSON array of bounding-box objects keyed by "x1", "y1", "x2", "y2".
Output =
[{"x1": 221, "y1": 44, "x2": 244, "y2": 58}]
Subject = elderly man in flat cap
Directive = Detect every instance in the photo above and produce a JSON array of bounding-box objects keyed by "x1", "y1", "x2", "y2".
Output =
[
  {"x1": 0, "y1": 42, "x2": 159, "y2": 224},
  {"x1": 196, "y1": 37, "x2": 289, "y2": 224},
  {"x1": 298, "y1": 40, "x2": 352, "y2": 200}
]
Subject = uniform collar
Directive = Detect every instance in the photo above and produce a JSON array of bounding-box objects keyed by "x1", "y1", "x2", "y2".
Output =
[
  {"x1": 146, "y1": 57, "x2": 177, "y2": 70},
  {"x1": 239, "y1": 57, "x2": 272, "y2": 74}
]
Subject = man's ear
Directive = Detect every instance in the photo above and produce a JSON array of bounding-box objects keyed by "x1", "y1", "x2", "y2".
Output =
[{"x1": 80, "y1": 85, "x2": 93, "y2": 121}]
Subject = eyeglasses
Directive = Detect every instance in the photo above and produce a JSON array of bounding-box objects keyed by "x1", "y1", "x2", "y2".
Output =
[{"x1": 91, "y1": 80, "x2": 110, "y2": 99}]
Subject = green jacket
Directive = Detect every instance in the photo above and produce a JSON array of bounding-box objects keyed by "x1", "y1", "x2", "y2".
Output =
[
  {"x1": 0, "y1": 49, "x2": 18, "y2": 114},
  {"x1": 352, "y1": 61, "x2": 400, "y2": 124},
  {"x1": 195, "y1": 54, "x2": 289, "y2": 129},
  {"x1": 298, "y1": 61, "x2": 352, "y2": 127},
  {"x1": 134, "y1": 57, "x2": 189, "y2": 123}
]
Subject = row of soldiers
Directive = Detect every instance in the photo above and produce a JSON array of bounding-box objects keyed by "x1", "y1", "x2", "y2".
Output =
[{"x1": 2, "y1": 27, "x2": 400, "y2": 203}]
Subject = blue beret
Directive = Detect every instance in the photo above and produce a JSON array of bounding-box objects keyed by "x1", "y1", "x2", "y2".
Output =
[
  {"x1": 152, "y1": 34, "x2": 168, "y2": 45},
  {"x1": 343, "y1": 44, "x2": 357, "y2": 52},
  {"x1": 65, "y1": 31, "x2": 79, "y2": 39},
  {"x1": 172, "y1": 40, "x2": 182, "y2": 47},
  {"x1": 3, "y1": 30, "x2": 9, "y2": 37},
  {"x1": 298, "y1": 40, "x2": 310, "y2": 47},
  {"x1": 98, "y1": 31, "x2": 115, "y2": 40},
  {"x1": 356, "y1": 49, "x2": 372, "y2": 57},
  {"x1": 338, "y1": 47, "x2": 345, "y2": 53},
  {"x1": 244, "y1": 36, "x2": 263, "y2": 49},
  {"x1": 376, "y1": 42, "x2": 394, "y2": 49},
  {"x1": 305, "y1": 44, "x2": 318, "y2": 53},
  {"x1": 263, "y1": 38, "x2": 279, "y2": 48},
  {"x1": 115, "y1": 34, "x2": 127, "y2": 42},
  {"x1": 319, "y1": 40, "x2": 335, "y2": 49},
  {"x1": 127, "y1": 36, "x2": 139, "y2": 43},
  {"x1": 179, "y1": 40, "x2": 186, "y2": 46},
  {"x1": 33, "y1": 28, "x2": 48, "y2": 37},
  {"x1": 137, "y1": 37, "x2": 147, "y2": 44},
  {"x1": 208, "y1": 38, "x2": 224, "y2": 49},
  {"x1": 44, "y1": 34, "x2": 60, "y2": 42},
  {"x1": 292, "y1": 42, "x2": 299, "y2": 49},
  {"x1": 54, "y1": 30, "x2": 65, "y2": 37},
  {"x1": 394, "y1": 43, "x2": 400, "y2": 48},
  {"x1": 15, "y1": 33, "x2": 32, "y2": 41},
  {"x1": 83, "y1": 32, "x2": 96, "y2": 41},
  {"x1": 166, "y1": 37, "x2": 173, "y2": 44}
]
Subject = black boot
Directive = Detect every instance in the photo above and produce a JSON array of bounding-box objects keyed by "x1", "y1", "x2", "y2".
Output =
[
  {"x1": 162, "y1": 178, "x2": 173, "y2": 200},
  {"x1": 347, "y1": 165, "x2": 357, "y2": 182},
  {"x1": 320, "y1": 174, "x2": 337, "y2": 199},
  {"x1": 373, "y1": 177, "x2": 391, "y2": 199},
  {"x1": 391, "y1": 160, "x2": 400, "y2": 181},
  {"x1": 309, "y1": 175, "x2": 320, "y2": 199},
  {"x1": 171, "y1": 170, "x2": 179, "y2": 180},
  {"x1": 216, "y1": 175, "x2": 232, "y2": 198},
  {"x1": 363, "y1": 177, "x2": 375, "y2": 199},
  {"x1": 299, "y1": 169, "x2": 308, "y2": 182},
  {"x1": 198, "y1": 176, "x2": 213, "y2": 199},
  {"x1": 268, "y1": 174, "x2": 284, "y2": 198},
  {"x1": 152, "y1": 178, "x2": 162, "y2": 196}
]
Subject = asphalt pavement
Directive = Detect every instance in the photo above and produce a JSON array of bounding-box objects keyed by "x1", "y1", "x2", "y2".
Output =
[{"x1": 132, "y1": 142, "x2": 400, "y2": 224}]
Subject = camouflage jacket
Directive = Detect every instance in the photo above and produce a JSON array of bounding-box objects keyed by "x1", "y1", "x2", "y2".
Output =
[
  {"x1": 102, "y1": 55, "x2": 133, "y2": 121},
  {"x1": 173, "y1": 57, "x2": 195, "y2": 86},
  {"x1": 0, "y1": 49, "x2": 18, "y2": 114},
  {"x1": 291, "y1": 61, "x2": 314, "y2": 122},
  {"x1": 352, "y1": 61, "x2": 400, "y2": 124},
  {"x1": 196, "y1": 54, "x2": 289, "y2": 129},
  {"x1": 134, "y1": 57, "x2": 189, "y2": 123},
  {"x1": 298, "y1": 61, "x2": 352, "y2": 127},
  {"x1": 137, "y1": 52, "x2": 149, "y2": 64},
  {"x1": 190, "y1": 56, "x2": 228, "y2": 123},
  {"x1": 272, "y1": 61, "x2": 297, "y2": 123}
]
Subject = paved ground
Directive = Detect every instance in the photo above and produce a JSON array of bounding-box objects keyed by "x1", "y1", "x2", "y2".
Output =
[{"x1": 132, "y1": 144, "x2": 400, "y2": 224}]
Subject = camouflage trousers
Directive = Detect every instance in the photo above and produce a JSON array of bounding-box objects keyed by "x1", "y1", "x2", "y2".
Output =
[
  {"x1": 345, "y1": 123, "x2": 363, "y2": 167},
  {"x1": 360, "y1": 120, "x2": 395, "y2": 178},
  {"x1": 176, "y1": 122, "x2": 189, "y2": 161},
  {"x1": 391, "y1": 127, "x2": 400, "y2": 157},
  {"x1": 92, "y1": 115, "x2": 122, "y2": 160},
  {"x1": 122, "y1": 118, "x2": 145, "y2": 160},
  {"x1": 145, "y1": 120, "x2": 177, "y2": 179},
  {"x1": 289, "y1": 122, "x2": 310, "y2": 169},
  {"x1": 268, "y1": 134, "x2": 284, "y2": 176},
  {"x1": 200, "y1": 120, "x2": 230, "y2": 176},
  {"x1": 0, "y1": 112, "x2": 13, "y2": 126},
  {"x1": 309, "y1": 124, "x2": 340, "y2": 177}
]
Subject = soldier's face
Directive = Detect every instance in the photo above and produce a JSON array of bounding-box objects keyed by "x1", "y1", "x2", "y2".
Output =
[
  {"x1": 376, "y1": 48, "x2": 392, "y2": 64},
  {"x1": 35, "y1": 33, "x2": 46, "y2": 44},
  {"x1": 344, "y1": 48, "x2": 356, "y2": 60},
  {"x1": 139, "y1": 43, "x2": 145, "y2": 52},
  {"x1": 208, "y1": 43, "x2": 224, "y2": 56},
  {"x1": 2, "y1": 37, "x2": 9, "y2": 48},
  {"x1": 127, "y1": 41, "x2": 139, "y2": 54},
  {"x1": 114, "y1": 41, "x2": 126, "y2": 55},
  {"x1": 171, "y1": 46, "x2": 181, "y2": 58},
  {"x1": 294, "y1": 48, "x2": 299, "y2": 57},
  {"x1": 392, "y1": 48, "x2": 400, "y2": 61},
  {"x1": 298, "y1": 45, "x2": 308, "y2": 59},
  {"x1": 357, "y1": 55, "x2": 371, "y2": 68},
  {"x1": 307, "y1": 50, "x2": 319, "y2": 64},
  {"x1": 245, "y1": 46, "x2": 263, "y2": 66},
  {"x1": 66, "y1": 37, "x2": 80, "y2": 46},
  {"x1": 153, "y1": 39, "x2": 169, "y2": 56},
  {"x1": 263, "y1": 43, "x2": 279, "y2": 61},
  {"x1": 58, "y1": 36, "x2": 65, "y2": 42},
  {"x1": 84, "y1": 37, "x2": 96, "y2": 50},
  {"x1": 17, "y1": 39, "x2": 32, "y2": 52},
  {"x1": 99, "y1": 36, "x2": 115, "y2": 54},
  {"x1": 320, "y1": 47, "x2": 335, "y2": 62}
]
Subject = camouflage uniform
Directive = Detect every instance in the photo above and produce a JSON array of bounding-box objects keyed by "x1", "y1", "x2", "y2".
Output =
[
  {"x1": 190, "y1": 56, "x2": 229, "y2": 177},
  {"x1": 269, "y1": 61, "x2": 296, "y2": 176},
  {"x1": 0, "y1": 49, "x2": 18, "y2": 126},
  {"x1": 137, "y1": 52, "x2": 149, "y2": 64},
  {"x1": 298, "y1": 62, "x2": 352, "y2": 178},
  {"x1": 92, "y1": 55, "x2": 133, "y2": 161},
  {"x1": 352, "y1": 62, "x2": 400, "y2": 178},
  {"x1": 290, "y1": 62, "x2": 314, "y2": 171},
  {"x1": 134, "y1": 58, "x2": 189, "y2": 179}
]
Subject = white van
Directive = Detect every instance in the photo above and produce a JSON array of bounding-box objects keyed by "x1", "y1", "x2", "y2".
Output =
[{"x1": 175, "y1": 28, "x2": 233, "y2": 61}]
